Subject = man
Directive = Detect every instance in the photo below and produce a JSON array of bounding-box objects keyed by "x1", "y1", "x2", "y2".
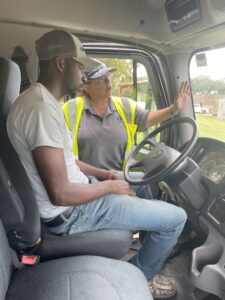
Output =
[{"x1": 7, "y1": 29, "x2": 187, "y2": 299}]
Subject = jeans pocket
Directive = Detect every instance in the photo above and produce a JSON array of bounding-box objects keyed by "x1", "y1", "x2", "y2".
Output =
[{"x1": 79, "y1": 203, "x2": 88, "y2": 216}]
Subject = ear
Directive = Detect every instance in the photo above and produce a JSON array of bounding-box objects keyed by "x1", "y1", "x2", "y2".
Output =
[{"x1": 54, "y1": 57, "x2": 65, "y2": 73}]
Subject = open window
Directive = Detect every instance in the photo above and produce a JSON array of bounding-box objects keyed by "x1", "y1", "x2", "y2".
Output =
[{"x1": 190, "y1": 47, "x2": 225, "y2": 142}]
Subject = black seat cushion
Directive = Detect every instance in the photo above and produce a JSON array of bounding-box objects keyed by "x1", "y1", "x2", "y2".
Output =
[
  {"x1": 0, "y1": 219, "x2": 151, "y2": 300},
  {"x1": 6, "y1": 256, "x2": 151, "y2": 300}
]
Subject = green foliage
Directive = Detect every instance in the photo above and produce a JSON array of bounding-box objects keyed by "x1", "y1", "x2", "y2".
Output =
[
  {"x1": 100, "y1": 58, "x2": 132, "y2": 82},
  {"x1": 191, "y1": 75, "x2": 225, "y2": 94}
]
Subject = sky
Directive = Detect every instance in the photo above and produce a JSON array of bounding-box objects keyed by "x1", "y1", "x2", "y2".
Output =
[
  {"x1": 136, "y1": 47, "x2": 225, "y2": 81},
  {"x1": 190, "y1": 48, "x2": 225, "y2": 80}
]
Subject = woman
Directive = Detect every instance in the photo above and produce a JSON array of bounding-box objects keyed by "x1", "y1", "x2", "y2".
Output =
[{"x1": 63, "y1": 61, "x2": 190, "y2": 175}]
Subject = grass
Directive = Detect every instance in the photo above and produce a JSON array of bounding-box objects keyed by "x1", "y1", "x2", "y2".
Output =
[
  {"x1": 196, "y1": 114, "x2": 225, "y2": 142},
  {"x1": 136, "y1": 114, "x2": 225, "y2": 144}
]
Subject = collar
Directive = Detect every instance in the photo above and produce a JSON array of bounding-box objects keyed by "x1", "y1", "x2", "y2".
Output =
[
  {"x1": 35, "y1": 83, "x2": 61, "y2": 109},
  {"x1": 84, "y1": 96, "x2": 117, "y2": 115}
]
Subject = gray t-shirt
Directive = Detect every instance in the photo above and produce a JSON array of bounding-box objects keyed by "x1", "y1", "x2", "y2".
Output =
[
  {"x1": 7, "y1": 83, "x2": 88, "y2": 218},
  {"x1": 78, "y1": 96, "x2": 149, "y2": 170}
]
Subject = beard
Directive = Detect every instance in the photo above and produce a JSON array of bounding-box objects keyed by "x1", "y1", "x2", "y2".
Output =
[
  {"x1": 67, "y1": 88, "x2": 76, "y2": 99},
  {"x1": 67, "y1": 83, "x2": 85, "y2": 98}
]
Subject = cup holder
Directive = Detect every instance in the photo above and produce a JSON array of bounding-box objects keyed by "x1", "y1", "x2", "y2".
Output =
[{"x1": 190, "y1": 243, "x2": 225, "y2": 299}]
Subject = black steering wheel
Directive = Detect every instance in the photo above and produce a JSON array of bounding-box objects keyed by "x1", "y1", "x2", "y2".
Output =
[{"x1": 124, "y1": 117, "x2": 198, "y2": 185}]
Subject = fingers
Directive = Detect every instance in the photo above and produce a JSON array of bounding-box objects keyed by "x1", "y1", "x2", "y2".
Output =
[
  {"x1": 179, "y1": 81, "x2": 191, "y2": 96},
  {"x1": 110, "y1": 179, "x2": 136, "y2": 196},
  {"x1": 127, "y1": 188, "x2": 136, "y2": 196}
]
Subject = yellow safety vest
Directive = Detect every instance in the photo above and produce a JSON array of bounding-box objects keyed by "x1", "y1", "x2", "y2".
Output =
[{"x1": 63, "y1": 96, "x2": 137, "y2": 169}]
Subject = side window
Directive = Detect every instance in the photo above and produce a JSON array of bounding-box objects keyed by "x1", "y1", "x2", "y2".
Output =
[
  {"x1": 99, "y1": 58, "x2": 157, "y2": 144},
  {"x1": 190, "y1": 48, "x2": 225, "y2": 142}
]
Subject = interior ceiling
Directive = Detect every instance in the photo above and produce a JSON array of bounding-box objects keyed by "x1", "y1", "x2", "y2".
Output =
[{"x1": 1, "y1": 0, "x2": 225, "y2": 53}]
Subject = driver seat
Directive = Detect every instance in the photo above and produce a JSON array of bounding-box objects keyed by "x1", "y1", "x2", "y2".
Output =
[{"x1": 0, "y1": 57, "x2": 132, "y2": 261}]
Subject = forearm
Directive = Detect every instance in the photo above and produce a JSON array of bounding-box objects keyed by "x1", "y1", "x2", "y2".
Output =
[
  {"x1": 76, "y1": 160, "x2": 109, "y2": 180},
  {"x1": 32, "y1": 147, "x2": 133, "y2": 208},
  {"x1": 51, "y1": 179, "x2": 135, "y2": 206},
  {"x1": 53, "y1": 181, "x2": 112, "y2": 206},
  {"x1": 146, "y1": 104, "x2": 178, "y2": 127}
]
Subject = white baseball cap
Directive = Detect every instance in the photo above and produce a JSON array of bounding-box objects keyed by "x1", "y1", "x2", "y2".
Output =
[{"x1": 86, "y1": 61, "x2": 116, "y2": 80}]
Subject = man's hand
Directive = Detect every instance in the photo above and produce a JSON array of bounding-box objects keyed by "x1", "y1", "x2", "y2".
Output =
[{"x1": 104, "y1": 179, "x2": 136, "y2": 196}]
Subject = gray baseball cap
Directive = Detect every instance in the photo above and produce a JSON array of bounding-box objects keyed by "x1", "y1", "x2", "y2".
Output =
[
  {"x1": 86, "y1": 61, "x2": 116, "y2": 80},
  {"x1": 35, "y1": 30, "x2": 100, "y2": 71}
]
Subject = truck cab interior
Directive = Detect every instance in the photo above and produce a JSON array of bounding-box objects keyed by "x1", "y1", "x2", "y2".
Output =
[{"x1": 0, "y1": 0, "x2": 225, "y2": 299}]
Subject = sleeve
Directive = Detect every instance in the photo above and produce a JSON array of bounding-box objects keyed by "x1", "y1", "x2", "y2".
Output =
[
  {"x1": 23, "y1": 103, "x2": 64, "y2": 151},
  {"x1": 134, "y1": 104, "x2": 149, "y2": 132}
]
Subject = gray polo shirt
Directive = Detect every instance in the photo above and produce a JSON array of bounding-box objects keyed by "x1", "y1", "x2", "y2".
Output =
[{"x1": 77, "y1": 96, "x2": 149, "y2": 170}]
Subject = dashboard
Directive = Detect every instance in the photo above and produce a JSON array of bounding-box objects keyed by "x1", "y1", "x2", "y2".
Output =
[
  {"x1": 190, "y1": 138, "x2": 225, "y2": 185},
  {"x1": 167, "y1": 137, "x2": 225, "y2": 235},
  {"x1": 198, "y1": 150, "x2": 225, "y2": 184},
  {"x1": 186, "y1": 137, "x2": 225, "y2": 234},
  {"x1": 172, "y1": 137, "x2": 225, "y2": 298}
]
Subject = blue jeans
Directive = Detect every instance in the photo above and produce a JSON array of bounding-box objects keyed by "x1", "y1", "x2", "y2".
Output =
[
  {"x1": 49, "y1": 176, "x2": 187, "y2": 281},
  {"x1": 118, "y1": 171, "x2": 153, "y2": 200}
]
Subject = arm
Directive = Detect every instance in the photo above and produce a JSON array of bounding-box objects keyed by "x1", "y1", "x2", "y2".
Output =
[
  {"x1": 32, "y1": 146, "x2": 135, "y2": 206},
  {"x1": 76, "y1": 160, "x2": 122, "y2": 180},
  {"x1": 146, "y1": 81, "x2": 191, "y2": 127}
]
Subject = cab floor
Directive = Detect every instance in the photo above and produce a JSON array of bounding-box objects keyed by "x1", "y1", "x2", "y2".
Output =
[{"x1": 123, "y1": 239, "x2": 221, "y2": 300}]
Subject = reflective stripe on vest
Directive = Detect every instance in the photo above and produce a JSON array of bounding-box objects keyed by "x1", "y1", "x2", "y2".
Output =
[
  {"x1": 63, "y1": 96, "x2": 84, "y2": 159},
  {"x1": 62, "y1": 96, "x2": 137, "y2": 167},
  {"x1": 111, "y1": 97, "x2": 137, "y2": 168}
]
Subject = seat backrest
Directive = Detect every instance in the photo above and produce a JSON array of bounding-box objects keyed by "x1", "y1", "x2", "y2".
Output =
[
  {"x1": 0, "y1": 58, "x2": 41, "y2": 251},
  {"x1": 11, "y1": 46, "x2": 32, "y2": 93},
  {"x1": 0, "y1": 219, "x2": 12, "y2": 300}
]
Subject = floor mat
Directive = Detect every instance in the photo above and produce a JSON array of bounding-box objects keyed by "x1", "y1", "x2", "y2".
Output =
[{"x1": 123, "y1": 238, "x2": 221, "y2": 300}]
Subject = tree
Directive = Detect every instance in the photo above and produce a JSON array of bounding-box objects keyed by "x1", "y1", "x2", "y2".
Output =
[{"x1": 191, "y1": 75, "x2": 225, "y2": 94}]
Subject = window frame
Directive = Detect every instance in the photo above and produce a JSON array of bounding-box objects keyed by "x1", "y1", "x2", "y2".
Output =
[{"x1": 83, "y1": 42, "x2": 174, "y2": 145}]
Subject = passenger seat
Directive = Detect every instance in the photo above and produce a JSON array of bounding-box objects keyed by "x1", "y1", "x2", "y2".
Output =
[{"x1": 0, "y1": 219, "x2": 152, "y2": 300}]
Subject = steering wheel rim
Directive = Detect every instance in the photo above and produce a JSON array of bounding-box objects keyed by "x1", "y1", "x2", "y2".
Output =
[{"x1": 124, "y1": 117, "x2": 198, "y2": 185}]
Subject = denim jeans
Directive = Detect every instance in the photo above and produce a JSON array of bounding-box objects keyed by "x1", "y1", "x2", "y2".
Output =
[
  {"x1": 49, "y1": 176, "x2": 187, "y2": 281},
  {"x1": 118, "y1": 171, "x2": 153, "y2": 200}
]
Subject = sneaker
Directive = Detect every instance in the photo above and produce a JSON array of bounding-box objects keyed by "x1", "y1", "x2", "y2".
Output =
[{"x1": 149, "y1": 274, "x2": 177, "y2": 299}]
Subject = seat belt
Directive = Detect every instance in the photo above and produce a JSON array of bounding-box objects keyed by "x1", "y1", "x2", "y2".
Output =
[
  {"x1": 10, "y1": 247, "x2": 40, "y2": 269},
  {"x1": 9, "y1": 248, "x2": 24, "y2": 269}
]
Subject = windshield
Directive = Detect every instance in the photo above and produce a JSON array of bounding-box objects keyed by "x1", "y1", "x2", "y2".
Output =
[{"x1": 190, "y1": 48, "x2": 225, "y2": 142}]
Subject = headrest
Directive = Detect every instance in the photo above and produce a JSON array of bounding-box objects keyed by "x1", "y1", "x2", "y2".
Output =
[{"x1": 0, "y1": 58, "x2": 21, "y2": 121}]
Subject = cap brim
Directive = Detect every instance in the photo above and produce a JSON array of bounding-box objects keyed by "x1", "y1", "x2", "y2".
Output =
[
  {"x1": 88, "y1": 67, "x2": 116, "y2": 79},
  {"x1": 75, "y1": 57, "x2": 101, "y2": 72}
]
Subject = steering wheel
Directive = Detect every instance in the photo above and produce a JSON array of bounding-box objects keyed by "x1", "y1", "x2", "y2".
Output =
[{"x1": 124, "y1": 117, "x2": 198, "y2": 185}]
